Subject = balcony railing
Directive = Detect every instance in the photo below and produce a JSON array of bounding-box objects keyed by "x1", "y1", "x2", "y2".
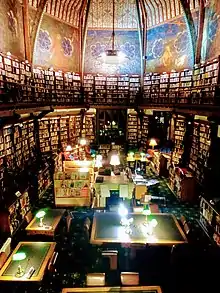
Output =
[{"x1": 0, "y1": 79, "x2": 220, "y2": 110}]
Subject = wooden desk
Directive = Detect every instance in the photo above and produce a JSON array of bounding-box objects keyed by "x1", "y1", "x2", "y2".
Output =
[
  {"x1": 25, "y1": 209, "x2": 65, "y2": 237},
  {"x1": 62, "y1": 286, "x2": 162, "y2": 293},
  {"x1": 0, "y1": 242, "x2": 56, "y2": 282},
  {"x1": 91, "y1": 212, "x2": 187, "y2": 245}
]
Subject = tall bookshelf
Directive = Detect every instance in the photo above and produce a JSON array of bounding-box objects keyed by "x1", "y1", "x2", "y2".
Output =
[
  {"x1": 127, "y1": 111, "x2": 140, "y2": 149},
  {"x1": 159, "y1": 72, "x2": 169, "y2": 103},
  {"x1": 179, "y1": 69, "x2": 193, "y2": 103},
  {"x1": 172, "y1": 115, "x2": 186, "y2": 165},
  {"x1": 188, "y1": 120, "x2": 211, "y2": 186},
  {"x1": 169, "y1": 71, "x2": 180, "y2": 103}
]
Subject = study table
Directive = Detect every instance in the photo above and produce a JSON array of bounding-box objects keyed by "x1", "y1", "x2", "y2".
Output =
[
  {"x1": 91, "y1": 212, "x2": 187, "y2": 245},
  {"x1": 25, "y1": 209, "x2": 65, "y2": 237},
  {"x1": 0, "y1": 242, "x2": 56, "y2": 282},
  {"x1": 62, "y1": 286, "x2": 162, "y2": 293}
]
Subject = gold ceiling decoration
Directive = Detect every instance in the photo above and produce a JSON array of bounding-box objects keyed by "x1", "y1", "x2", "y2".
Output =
[{"x1": 28, "y1": 0, "x2": 200, "y2": 29}]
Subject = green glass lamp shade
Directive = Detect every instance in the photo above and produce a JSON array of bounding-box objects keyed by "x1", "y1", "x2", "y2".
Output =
[
  {"x1": 36, "y1": 210, "x2": 46, "y2": 219},
  {"x1": 143, "y1": 204, "x2": 151, "y2": 215},
  {"x1": 13, "y1": 252, "x2": 26, "y2": 261}
]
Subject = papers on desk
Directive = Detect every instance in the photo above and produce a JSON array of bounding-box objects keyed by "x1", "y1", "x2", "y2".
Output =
[
  {"x1": 100, "y1": 184, "x2": 110, "y2": 198},
  {"x1": 119, "y1": 184, "x2": 128, "y2": 198},
  {"x1": 134, "y1": 178, "x2": 159, "y2": 187}
]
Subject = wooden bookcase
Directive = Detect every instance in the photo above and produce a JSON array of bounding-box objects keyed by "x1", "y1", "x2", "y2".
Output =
[
  {"x1": 168, "y1": 164, "x2": 196, "y2": 202},
  {"x1": 200, "y1": 196, "x2": 220, "y2": 246},
  {"x1": 188, "y1": 120, "x2": 211, "y2": 186},
  {"x1": 172, "y1": 115, "x2": 186, "y2": 165},
  {"x1": 54, "y1": 160, "x2": 94, "y2": 207},
  {"x1": 159, "y1": 72, "x2": 169, "y2": 103}
]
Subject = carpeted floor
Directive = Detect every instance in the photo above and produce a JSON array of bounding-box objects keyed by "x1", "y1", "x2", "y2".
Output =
[{"x1": 2, "y1": 168, "x2": 215, "y2": 293}]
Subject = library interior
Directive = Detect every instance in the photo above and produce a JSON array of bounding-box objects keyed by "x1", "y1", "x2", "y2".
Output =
[{"x1": 0, "y1": 1, "x2": 220, "y2": 293}]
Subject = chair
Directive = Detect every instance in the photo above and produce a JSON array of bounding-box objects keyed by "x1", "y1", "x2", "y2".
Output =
[
  {"x1": 86, "y1": 273, "x2": 105, "y2": 286},
  {"x1": 102, "y1": 250, "x2": 118, "y2": 270},
  {"x1": 48, "y1": 251, "x2": 58, "y2": 273},
  {"x1": 66, "y1": 213, "x2": 72, "y2": 234},
  {"x1": 0, "y1": 252, "x2": 7, "y2": 269},
  {"x1": 183, "y1": 222, "x2": 191, "y2": 236},
  {"x1": 84, "y1": 217, "x2": 91, "y2": 231},
  {"x1": 25, "y1": 211, "x2": 33, "y2": 224},
  {"x1": 0, "y1": 238, "x2": 11, "y2": 258},
  {"x1": 120, "y1": 272, "x2": 139, "y2": 286},
  {"x1": 180, "y1": 215, "x2": 187, "y2": 227}
]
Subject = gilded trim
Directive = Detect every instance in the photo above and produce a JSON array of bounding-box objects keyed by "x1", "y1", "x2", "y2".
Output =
[
  {"x1": 90, "y1": 213, "x2": 187, "y2": 245},
  {"x1": 0, "y1": 242, "x2": 56, "y2": 281},
  {"x1": 62, "y1": 286, "x2": 162, "y2": 293}
]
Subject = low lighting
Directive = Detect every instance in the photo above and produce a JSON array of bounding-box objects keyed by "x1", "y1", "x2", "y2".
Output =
[
  {"x1": 66, "y1": 145, "x2": 72, "y2": 152},
  {"x1": 118, "y1": 204, "x2": 128, "y2": 218}
]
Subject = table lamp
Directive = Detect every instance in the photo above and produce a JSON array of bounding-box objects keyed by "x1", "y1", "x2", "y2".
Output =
[
  {"x1": 36, "y1": 210, "x2": 46, "y2": 227},
  {"x1": 110, "y1": 154, "x2": 120, "y2": 174},
  {"x1": 79, "y1": 137, "x2": 87, "y2": 146},
  {"x1": 66, "y1": 145, "x2": 72, "y2": 152},
  {"x1": 95, "y1": 155, "x2": 103, "y2": 168},
  {"x1": 149, "y1": 138, "x2": 157, "y2": 149},
  {"x1": 13, "y1": 252, "x2": 26, "y2": 277}
]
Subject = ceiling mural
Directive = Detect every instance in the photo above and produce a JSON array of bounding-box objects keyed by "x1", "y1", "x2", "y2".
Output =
[
  {"x1": 28, "y1": 0, "x2": 200, "y2": 29},
  {"x1": 87, "y1": 0, "x2": 138, "y2": 29}
]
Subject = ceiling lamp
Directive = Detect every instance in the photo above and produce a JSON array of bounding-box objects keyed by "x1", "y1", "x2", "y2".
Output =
[{"x1": 99, "y1": 0, "x2": 127, "y2": 65}]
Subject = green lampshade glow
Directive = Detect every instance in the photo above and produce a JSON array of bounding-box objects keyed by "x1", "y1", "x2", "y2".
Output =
[
  {"x1": 143, "y1": 204, "x2": 151, "y2": 215},
  {"x1": 36, "y1": 210, "x2": 46, "y2": 219},
  {"x1": 13, "y1": 252, "x2": 26, "y2": 261}
]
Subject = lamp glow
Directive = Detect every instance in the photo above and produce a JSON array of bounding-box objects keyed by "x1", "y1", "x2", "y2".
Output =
[
  {"x1": 79, "y1": 167, "x2": 89, "y2": 173},
  {"x1": 66, "y1": 145, "x2": 72, "y2": 152},
  {"x1": 13, "y1": 252, "x2": 26, "y2": 261},
  {"x1": 79, "y1": 138, "x2": 87, "y2": 146},
  {"x1": 150, "y1": 219, "x2": 158, "y2": 228},
  {"x1": 149, "y1": 139, "x2": 157, "y2": 149},
  {"x1": 110, "y1": 154, "x2": 120, "y2": 166},
  {"x1": 118, "y1": 204, "x2": 128, "y2": 218},
  {"x1": 95, "y1": 155, "x2": 103, "y2": 168},
  {"x1": 36, "y1": 210, "x2": 46, "y2": 227}
]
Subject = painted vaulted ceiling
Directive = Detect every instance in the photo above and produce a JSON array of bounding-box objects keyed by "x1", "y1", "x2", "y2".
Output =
[{"x1": 28, "y1": 0, "x2": 204, "y2": 29}]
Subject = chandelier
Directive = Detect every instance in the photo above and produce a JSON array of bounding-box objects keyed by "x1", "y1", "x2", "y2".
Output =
[{"x1": 99, "y1": 0, "x2": 127, "y2": 65}]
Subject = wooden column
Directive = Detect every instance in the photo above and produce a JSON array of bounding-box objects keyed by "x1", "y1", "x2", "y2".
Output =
[
  {"x1": 195, "y1": 0, "x2": 205, "y2": 64},
  {"x1": 22, "y1": 0, "x2": 31, "y2": 62}
]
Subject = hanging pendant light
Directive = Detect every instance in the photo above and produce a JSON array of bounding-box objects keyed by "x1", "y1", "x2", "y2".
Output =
[{"x1": 99, "y1": 0, "x2": 127, "y2": 65}]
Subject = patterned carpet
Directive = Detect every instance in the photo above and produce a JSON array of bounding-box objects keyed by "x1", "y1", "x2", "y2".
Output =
[{"x1": 4, "y1": 169, "x2": 209, "y2": 293}]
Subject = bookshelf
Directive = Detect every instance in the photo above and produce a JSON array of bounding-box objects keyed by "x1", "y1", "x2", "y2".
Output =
[
  {"x1": 127, "y1": 112, "x2": 140, "y2": 148},
  {"x1": 179, "y1": 69, "x2": 193, "y2": 103},
  {"x1": 168, "y1": 163, "x2": 196, "y2": 202},
  {"x1": 39, "y1": 118, "x2": 51, "y2": 153},
  {"x1": 150, "y1": 73, "x2": 160, "y2": 103},
  {"x1": 188, "y1": 120, "x2": 211, "y2": 186},
  {"x1": 143, "y1": 73, "x2": 152, "y2": 102},
  {"x1": 129, "y1": 75, "x2": 140, "y2": 104},
  {"x1": 172, "y1": 115, "x2": 186, "y2": 165},
  {"x1": 82, "y1": 114, "x2": 96, "y2": 144},
  {"x1": 169, "y1": 71, "x2": 180, "y2": 103},
  {"x1": 159, "y1": 72, "x2": 169, "y2": 103},
  {"x1": 200, "y1": 196, "x2": 220, "y2": 246}
]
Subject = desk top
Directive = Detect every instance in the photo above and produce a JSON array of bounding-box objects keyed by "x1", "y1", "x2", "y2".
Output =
[
  {"x1": 62, "y1": 286, "x2": 162, "y2": 293},
  {"x1": 95, "y1": 175, "x2": 132, "y2": 185},
  {"x1": 25, "y1": 209, "x2": 65, "y2": 234},
  {"x1": 0, "y1": 242, "x2": 56, "y2": 281},
  {"x1": 91, "y1": 212, "x2": 187, "y2": 245}
]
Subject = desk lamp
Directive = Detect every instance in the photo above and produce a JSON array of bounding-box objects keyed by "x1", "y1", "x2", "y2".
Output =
[
  {"x1": 13, "y1": 252, "x2": 26, "y2": 277},
  {"x1": 36, "y1": 210, "x2": 46, "y2": 227},
  {"x1": 110, "y1": 154, "x2": 120, "y2": 174},
  {"x1": 149, "y1": 139, "x2": 157, "y2": 150},
  {"x1": 95, "y1": 155, "x2": 103, "y2": 169},
  {"x1": 66, "y1": 145, "x2": 72, "y2": 152}
]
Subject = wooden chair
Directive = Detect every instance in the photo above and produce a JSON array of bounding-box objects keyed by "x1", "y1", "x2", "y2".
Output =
[
  {"x1": 180, "y1": 215, "x2": 187, "y2": 227},
  {"x1": 86, "y1": 273, "x2": 105, "y2": 286},
  {"x1": 25, "y1": 211, "x2": 33, "y2": 224},
  {"x1": 48, "y1": 251, "x2": 58, "y2": 273},
  {"x1": 84, "y1": 217, "x2": 91, "y2": 231},
  {"x1": 0, "y1": 237, "x2": 11, "y2": 258},
  {"x1": 66, "y1": 213, "x2": 72, "y2": 234},
  {"x1": 120, "y1": 272, "x2": 139, "y2": 286},
  {"x1": 102, "y1": 250, "x2": 118, "y2": 270},
  {"x1": 0, "y1": 252, "x2": 7, "y2": 269}
]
